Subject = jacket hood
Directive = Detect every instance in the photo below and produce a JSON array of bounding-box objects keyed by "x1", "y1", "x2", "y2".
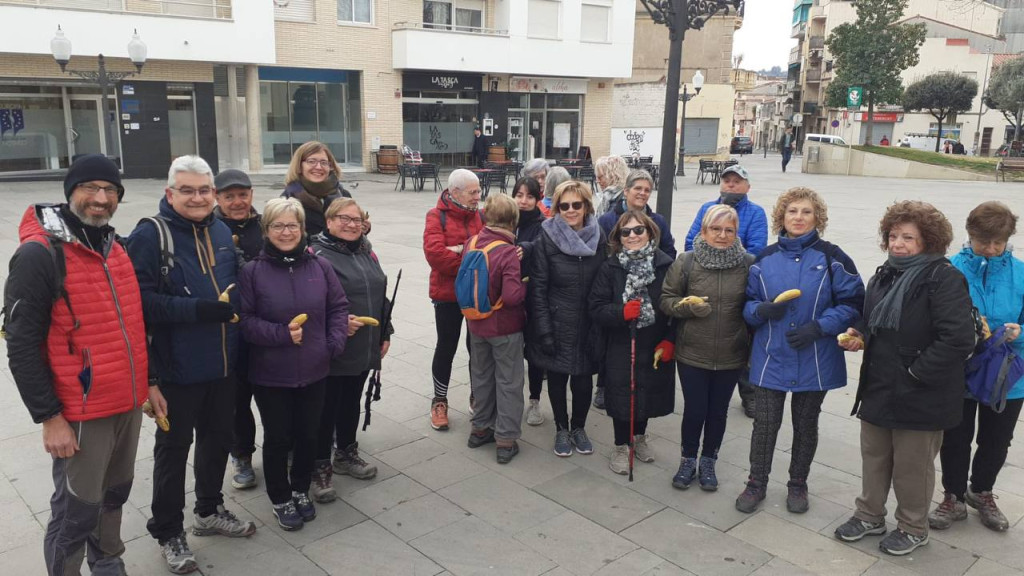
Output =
[
  {"x1": 19, "y1": 204, "x2": 115, "y2": 255},
  {"x1": 437, "y1": 189, "x2": 479, "y2": 217},
  {"x1": 956, "y1": 245, "x2": 1013, "y2": 276},
  {"x1": 159, "y1": 197, "x2": 217, "y2": 229}
]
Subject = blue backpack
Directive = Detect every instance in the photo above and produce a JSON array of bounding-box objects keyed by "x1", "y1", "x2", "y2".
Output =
[
  {"x1": 456, "y1": 236, "x2": 508, "y2": 320},
  {"x1": 966, "y1": 324, "x2": 1024, "y2": 413}
]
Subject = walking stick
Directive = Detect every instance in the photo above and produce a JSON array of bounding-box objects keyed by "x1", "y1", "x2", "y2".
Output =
[
  {"x1": 628, "y1": 320, "x2": 637, "y2": 482},
  {"x1": 363, "y1": 269, "x2": 402, "y2": 431}
]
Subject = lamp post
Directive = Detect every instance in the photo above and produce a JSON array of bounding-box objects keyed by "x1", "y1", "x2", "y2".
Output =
[
  {"x1": 50, "y1": 26, "x2": 147, "y2": 161},
  {"x1": 792, "y1": 112, "x2": 803, "y2": 156},
  {"x1": 639, "y1": 0, "x2": 744, "y2": 225},
  {"x1": 676, "y1": 69, "x2": 704, "y2": 177}
]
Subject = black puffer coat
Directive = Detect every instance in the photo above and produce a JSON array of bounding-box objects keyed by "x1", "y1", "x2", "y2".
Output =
[
  {"x1": 853, "y1": 259, "x2": 976, "y2": 431},
  {"x1": 526, "y1": 225, "x2": 607, "y2": 375},
  {"x1": 590, "y1": 250, "x2": 677, "y2": 421}
]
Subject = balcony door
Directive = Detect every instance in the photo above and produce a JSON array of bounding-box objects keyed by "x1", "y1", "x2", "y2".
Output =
[{"x1": 423, "y1": 0, "x2": 484, "y2": 31}]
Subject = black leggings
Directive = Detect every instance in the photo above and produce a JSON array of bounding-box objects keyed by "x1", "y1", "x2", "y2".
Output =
[
  {"x1": 546, "y1": 371, "x2": 593, "y2": 430},
  {"x1": 527, "y1": 361, "x2": 544, "y2": 400},
  {"x1": 431, "y1": 301, "x2": 469, "y2": 400},
  {"x1": 680, "y1": 364, "x2": 740, "y2": 459},
  {"x1": 315, "y1": 372, "x2": 371, "y2": 460},
  {"x1": 940, "y1": 398, "x2": 1024, "y2": 498},
  {"x1": 231, "y1": 367, "x2": 256, "y2": 459},
  {"x1": 612, "y1": 418, "x2": 648, "y2": 446}
]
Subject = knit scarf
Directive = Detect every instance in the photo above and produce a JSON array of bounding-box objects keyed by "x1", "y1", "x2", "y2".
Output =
[
  {"x1": 692, "y1": 236, "x2": 747, "y2": 270},
  {"x1": 294, "y1": 174, "x2": 339, "y2": 216},
  {"x1": 867, "y1": 253, "x2": 944, "y2": 333},
  {"x1": 617, "y1": 240, "x2": 657, "y2": 328},
  {"x1": 542, "y1": 214, "x2": 600, "y2": 257}
]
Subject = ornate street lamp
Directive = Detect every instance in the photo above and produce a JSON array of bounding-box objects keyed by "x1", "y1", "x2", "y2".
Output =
[
  {"x1": 51, "y1": 26, "x2": 147, "y2": 161},
  {"x1": 639, "y1": 0, "x2": 744, "y2": 224},
  {"x1": 676, "y1": 69, "x2": 704, "y2": 177}
]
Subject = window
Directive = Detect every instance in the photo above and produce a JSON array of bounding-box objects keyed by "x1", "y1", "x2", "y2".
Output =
[
  {"x1": 339, "y1": 0, "x2": 373, "y2": 24},
  {"x1": 275, "y1": 0, "x2": 315, "y2": 22},
  {"x1": 580, "y1": 1, "x2": 610, "y2": 43},
  {"x1": 424, "y1": 0, "x2": 484, "y2": 31},
  {"x1": 528, "y1": 0, "x2": 560, "y2": 39}
]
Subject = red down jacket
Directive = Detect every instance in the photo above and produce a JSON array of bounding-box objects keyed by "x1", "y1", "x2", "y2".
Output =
[{"x1": 423, "y1": 190, "x2": 484, "y2": 302}]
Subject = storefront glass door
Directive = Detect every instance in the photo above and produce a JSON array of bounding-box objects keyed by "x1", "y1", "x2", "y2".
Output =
[
  {"x1": 68, "y1": 98, "x2": 103, "y2": 160},
  {"x1": 509, "y1": 94, "x2": 583, "y2": 161}
]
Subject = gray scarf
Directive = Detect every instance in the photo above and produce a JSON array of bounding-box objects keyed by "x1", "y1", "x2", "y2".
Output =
[
  {"x1": 693, "y1": 236, "x2": 747, "y2": 270},
  {"x1": 542, "y1": 214, "x2": 600, "y2": 257},
  {"x1": 868, "y1": 253, "x2": 944, "y2": 333},
  {"x1": 617, "y1": 241, "x2": 657, "y2": 328}
]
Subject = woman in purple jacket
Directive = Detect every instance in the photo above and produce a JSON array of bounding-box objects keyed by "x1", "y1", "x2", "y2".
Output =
[{"x1": 239, "y1": 198, "x2": 349, "y2": 532}]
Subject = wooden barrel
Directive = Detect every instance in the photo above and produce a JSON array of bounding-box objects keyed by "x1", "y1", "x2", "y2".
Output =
[
  {"x1": 487, "y1": 145, "x2": 506, "y2": 162},
  {"x1": 377, "y1": 148, "x2": 399, "y2": 174}
]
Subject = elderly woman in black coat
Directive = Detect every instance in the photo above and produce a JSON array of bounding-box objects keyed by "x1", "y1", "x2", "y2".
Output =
[{"x1": 590, "y1": 210, "x2": 676, "y2": 475}]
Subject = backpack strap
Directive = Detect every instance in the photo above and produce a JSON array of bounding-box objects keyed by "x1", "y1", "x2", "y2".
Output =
[
  {"x1": 439, "y1": 211, "x2": 447, "y2": 233},
  {"x1": 140, "y1": 216, "x2": 175, "y2": 294}
]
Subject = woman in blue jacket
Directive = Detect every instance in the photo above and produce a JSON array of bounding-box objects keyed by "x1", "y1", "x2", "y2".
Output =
[
  {"x1": 736, "y1": 187, "x2": 865, "y2": 515},
  {"x1": 930, "y1": 201, "x2": 1023, "y2": 533}
]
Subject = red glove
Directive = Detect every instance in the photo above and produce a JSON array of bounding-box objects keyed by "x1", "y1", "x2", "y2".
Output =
[
  {"x1": 623, "y1": 300, "x2": 642, "y2": 321},
  {"x1": 654, "y1": 340, "x2": 675, "y2": 360}
]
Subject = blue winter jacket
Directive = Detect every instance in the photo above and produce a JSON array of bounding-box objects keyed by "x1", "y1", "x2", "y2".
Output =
[
  {"x1": 744, "y1": 231, "x2": 865, "y2": 392},
  {"x1": 685, "y1": 196, "x2": 768, "y2": 256},
  {"x1": 951, "y1": 246, "x2": 1024, "y2": 399},
  {"x1": 126, "y1": 198, "x2": 239, "y2": 385},
  {"x1": 597, "y1": 200, "x2": 677, "y2": 259}
]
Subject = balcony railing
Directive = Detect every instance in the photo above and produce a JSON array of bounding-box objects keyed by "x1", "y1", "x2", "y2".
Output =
[
  {"x1": 809, "y1": 35, "x2": 825, "y2": 50},
  {"x1": 393, "y1": 20, "x2": 508, "y2": 36},
  {"x1": 805, "y1": 69, "x2": 821, "y2": 83},
  {"x1": 792, "y1": 21, "x2": 806, "y2": 39},
  {"x1": 0, "y1": 0, "x2": 231, "y2": 19},
  {"x1": 789, "y1": 47, "x2": 801, "y2": 65}
]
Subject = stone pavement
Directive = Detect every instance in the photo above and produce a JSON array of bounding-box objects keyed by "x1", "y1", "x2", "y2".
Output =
[{"x1": 0, "y1": 154, "x2": 1021, "y2": 575}]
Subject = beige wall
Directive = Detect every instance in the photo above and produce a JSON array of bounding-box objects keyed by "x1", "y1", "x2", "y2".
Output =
[
  {"x1": 682, "y1": 82, "x2": 735, "y2": 158},
  {"x1": 0, "y1": 53, "x2": 213, "y2": 82},
  {"x1": 582, "y1": 79, "x2": 613, "y2": 157},
  {"x1": 630, "y1": 11, "x2": 739, "y2": 84}
]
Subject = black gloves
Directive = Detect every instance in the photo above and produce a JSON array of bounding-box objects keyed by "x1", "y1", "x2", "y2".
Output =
[
  {"x1": 540, "y1": 334, "x2": 556, "y2": 355},
  {"x1": 756, "y1": 300, "x2": 788, "y2": 321},
  {"x1": 786, "y1": 322, "x2": 823, "y2": 350},
  {"x1": 195, "y1": 299, "x2": 235, "y2": 323}
]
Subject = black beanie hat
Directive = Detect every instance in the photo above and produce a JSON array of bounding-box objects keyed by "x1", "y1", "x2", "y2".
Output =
[{"x1": 64, "y1": 154, "x2": 124, "y2": 201}]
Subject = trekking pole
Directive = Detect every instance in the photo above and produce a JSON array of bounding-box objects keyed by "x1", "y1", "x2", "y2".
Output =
[
  {"x1": 628, "y1": 320, "x2": 637, "y2": 482},
  {"x1": 363, "y1": 269, "x2": 402, "y2": 431}
]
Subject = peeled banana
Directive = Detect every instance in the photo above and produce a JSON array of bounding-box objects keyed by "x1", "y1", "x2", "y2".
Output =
[
  {"x1": 653, "y1": 348, "x2": 664, "y2": 369},
  {"x1": 291, "y1": 313, "x2": 309, "y2": 326},
  {"x1": 142, "y1": 399, "x2": 170, "y2": 432},
  {"x1": 674, "y1": 295, "x2": 709, "y2": 309},
  {"x1": 774, "y1": 289, "x2": 802, "y2": 303},
  {"x1": 354, "y1": 316, "x2": 380, "y2": 326},
  {"x1": 837, "y1": 333, "x2": 864, "y2": 348},
  {"x1": 219, "y1": 284, "x2": 239, "y2": 323}
]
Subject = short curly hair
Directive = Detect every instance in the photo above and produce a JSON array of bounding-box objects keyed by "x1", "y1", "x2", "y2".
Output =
[
  {"x1": 966, "y1": 201, "x2": 1018, "y2": 242},
  {"x1": 771, "y1": 187, "x2": 829, "y2": 235},
  {"x1": 878, "y1": 200, "x2": 953, "y2": 254}
]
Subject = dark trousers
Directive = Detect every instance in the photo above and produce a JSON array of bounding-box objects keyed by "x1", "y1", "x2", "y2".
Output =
[
  {"x1": 612, "y1": 418, "x2": 648, "y2": 446},
  {"x1": 680, "y1": 364, "x2": 740, "y2": 459},
  {"x1": 431, "y1": 301, "x2": 469, "y2": 400},
  {"x1": 231, "y1": 367, "x2": 256, "y2": 458},
  {"x1": 527, "y1": 360, "x2": 544, "y2": 400},
  {"x1": 315, "y1": 372, "x2": 370, "y2": 460},
  {"x1": 148, "y1": 376, "x2": 235, "y2": 543},
  {"x1": 781, "y1": 148, "x2": 793, "y2": 170},
  {"x1": 940, "y1": 398, "x2": 1024, "y2": 499},
  {"x1": 748, "y1": 386, "x2": 826, "y2": 484},
  {"x1": 253, "y1": 380, "x2": 327, "y2": 505},
  {"x1": 547, "y1": 371, "x2": 593, "y2": 430}
]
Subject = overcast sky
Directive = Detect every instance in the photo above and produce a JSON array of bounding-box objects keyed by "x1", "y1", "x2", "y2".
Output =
[{"x1": 732, "y1": 0, "x2": 798, "y2": 71}]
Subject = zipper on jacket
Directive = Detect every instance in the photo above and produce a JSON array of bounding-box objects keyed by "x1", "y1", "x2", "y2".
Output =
[
  {"x1": 196, "y1": 224, "x2": 229, "y2": 378},
  {"x1": 103, "y1": 262, "x2": 138, "y2": 409}
]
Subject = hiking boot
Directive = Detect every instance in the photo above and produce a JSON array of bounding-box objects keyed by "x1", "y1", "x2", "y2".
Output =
[
  {"x1": 468, "y1": 428, "x2": 496, "y2": 449},
  {"x1": 526, "y1": 398, "x2": 544, "y2": 426},
  {"x1": 735, "y1": 478, "x2": 766, "y2": 513},
  {"x1": 310, "y1": 459, "x2": 336, "y2": 503},
  {"x1": 633, "y1": 434, "x2": 654, "y2": 463},
  {"x1": 192, "y1": 505, "x2": 256, "y2": 538},
  {"x1": 272, "y1": 500, "x2": 303, "y2": 531},
  {"x1": 672, "y1": 457, "x2": 698, "y2": 490},
  {"x1": 160, "y1": 532, "x2": 198, "y2": 574},
  {"x1": 834, "y1": 516, "x2": 887, "y2": 542},
  {"x1": 230, "y1": 455, "x2": 257, "y2": 490},
  {"x1": 592, "y1": 387, "x2": 605, "y2": 410},
  {"x1": 929, "y1": 492, "x2": 967, "y2": 530},
  {"x1": 570, "y1": 427, "x2": 593, "y2": 455},
  {"x1": 496, "y1": 442, "x2": 519, "y2": 464},
  {"x1": 609, "y1": 445, "x2": 630, "y2": 475},
  {"x1": 553, "y1": 429, "x2": 573, "y2": 457},
  {"x1": 966, "y1": 488, "x2": 1010, "y2": 531},
  {"x1": 292, "y1": 491, "x2": 316, "y2": 522},
  {"x1": 786, "y1": 479, "x2": 809, "y2": 514},
  {"x1": 333, "y1": 442, "x2": 378, "y2": 480},
  {"x1": 430, "y1": 398, "x2": 449, "y2": 431},
  {"x1": 741, "y1": 397, "x2": 755, "y2": 419},
  {"x1": 698, "y1": 456, "x2": 718, "y2": 491},
  {"x1": 879, "y1": 528, "x2": 929, "y2": 556}
]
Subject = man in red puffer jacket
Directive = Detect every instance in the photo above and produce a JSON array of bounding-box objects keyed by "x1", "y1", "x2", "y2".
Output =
[{"x1": 423, "y1": 169, "x2": 483, "y2": 431}]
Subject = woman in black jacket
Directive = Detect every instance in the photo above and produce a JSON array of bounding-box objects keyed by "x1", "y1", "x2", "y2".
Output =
[
  {"x1": 514, "y1": 176, "x2": 547, "y2": 426},
  {"x1": 590, "y1": 210, "x2": 675, "y2": 475},
  {"x1": 281, "y1": 141, "x2": 352, "y2": 236},
  {"x1": 834, "y1": 200, "x2": 976, "y2": 556},
  {"x1": 528, "y1": 181, "x2": 606, "y2": 457}
]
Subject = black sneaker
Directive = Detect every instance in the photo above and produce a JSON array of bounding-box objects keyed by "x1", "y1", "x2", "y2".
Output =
[
  {"x1": 741, "y1": 397, "x2": 755, "y2": 419},
  {"x1": 467, "y1": 428, "x2": 496, "y2": 449},
  {"x1": 496, "y1": 442, "x2": 519, "y2": 464},
  {"x1": 735, "y1": 478, "x2": 766, "y2": 513},
  {"x1": 879, "y1": 529, "x2": 928, "y2": 556},
  {"x1": 272, "y1": 500, "x2": 303, "y2": 531},
  {"x1": 292, "y1": 491, "x2": 316, "y2": 522},
  {"x1": 834, "y1": 516, "x2": 887, "y2": 542},
  {"x1": 592, "y1": 387, "x2": 605, "y2": 410}
]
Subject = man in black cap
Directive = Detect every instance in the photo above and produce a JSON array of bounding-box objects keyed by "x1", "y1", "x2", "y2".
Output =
[{"x1": 4, "y1": 153, "x2": 150, "y2": 575}]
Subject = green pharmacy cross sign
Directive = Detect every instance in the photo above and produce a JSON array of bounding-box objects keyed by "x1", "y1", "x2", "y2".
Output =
[{"x1": 847, "y1": 86, "x2": 863, "y2": 108}]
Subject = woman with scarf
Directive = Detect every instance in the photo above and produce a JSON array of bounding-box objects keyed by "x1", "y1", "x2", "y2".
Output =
[
  {"x1": 282, "y1": 141, "x2": 352, "y2": 237},
  {"x1": 513, "y1": 176, "x2": 547, "y2": 426},
  {"x1": 591, "y1": 210, "x2": 675, "y2": 474},
  {"x1": 660, "y1": 205, "x2": 752, "y2": 490},
  {"x1": 736, "y1": 187, "x2": 864, "y2": 516},
  {"x1": 527, "y1": 181, "x2": 607, "y2": 457},
  {"x1": 594, "y1": 155, "x2": 630, "y2": 216},
  {"x1": 239, "y1": 198, "x2": 349, "y2": 532},
  {"x1": 834, "y1": 201, "x2": 976, "y2": 556}
]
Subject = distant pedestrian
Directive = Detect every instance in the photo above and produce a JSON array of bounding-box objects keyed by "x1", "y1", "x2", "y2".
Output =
[
  {"x1": 880, "y1": 135, "x2": 890, "y2": 146},
  {"x1": 594, "y1": 155, "x2": 630, "y2": 216},
  {"x1": 472, "y1": 127, "x2": 488, "y2": 167},
  {"x1": 779, "y1": 127, "x2": 796, "y2": 172}
]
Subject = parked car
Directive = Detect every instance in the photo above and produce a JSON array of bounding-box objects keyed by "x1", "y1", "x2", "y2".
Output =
[
  {"x1": 730, "y1": 136, "x2": 753, "y2": 154},
  {"x1": 804, "y1": 133, "x2": 849, "y2": 147}
]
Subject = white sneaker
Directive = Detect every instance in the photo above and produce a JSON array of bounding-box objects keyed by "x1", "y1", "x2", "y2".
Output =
[
  {"x1": 526, "y1": 399, "x2": 544, "y2": 426},
  {"x1": 161, "y1": 532, "x2": 198, "y2": 574},
  {"x1": 609, "y1": 445, "x2": 629, "y2": 475},
  {"x1": 633, "y1": 434, "x2": 654, "y2": 463}
]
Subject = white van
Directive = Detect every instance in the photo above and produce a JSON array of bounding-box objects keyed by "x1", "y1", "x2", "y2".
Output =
[{"x1": 804, "y1": 133, "x2": 849, "y2": 147}]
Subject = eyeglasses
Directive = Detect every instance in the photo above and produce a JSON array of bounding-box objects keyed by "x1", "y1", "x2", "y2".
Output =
[
  {"x1": 77, "y1": 183, "x2": 119, "y2": 196},
  {"x1": 619, "y1": 225, "x2": 649, "y2": 238},
  {"x1": 708, "y1": 225, "x2": 737, "y2": 237},
  {"x1": 268, "y1": 223, "x2": 301, "y2": 233},
  {"x1": 331, "y1": 215, "x2": 364, "y2": 226},
  {"x1": 303, "y1": 159, "x2": 331, "y2": 168},
  {"x1": 558, "y1": 201, "x2": 584, "y2": 212},
  {"x1": 170, "y1": 186, "x2": 215, "y2": 198}
]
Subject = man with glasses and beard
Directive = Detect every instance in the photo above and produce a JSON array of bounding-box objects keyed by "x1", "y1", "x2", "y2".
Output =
[{"x1": 4, "y1": 154, "x2": 149, "y2": 575}]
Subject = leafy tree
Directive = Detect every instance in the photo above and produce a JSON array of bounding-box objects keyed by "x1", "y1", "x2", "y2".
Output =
[
  {"x1": 903, "y1": 72, "x2": 978, "y2": 152},
  {"x1": 825, "y1": 0, "x2": 926, "y2": 145},
  {"x1": 984, "y1": 55, "x2": 1024, "y2": 142}
]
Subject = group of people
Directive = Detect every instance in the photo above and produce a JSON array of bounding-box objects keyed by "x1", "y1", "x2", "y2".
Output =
[{"x1": 4, "y1": 143, "x2": 1021, "y2": 575}]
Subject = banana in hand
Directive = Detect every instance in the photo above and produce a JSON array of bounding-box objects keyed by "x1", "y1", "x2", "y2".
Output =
[
  {"x1": 774, "y1": 289, "x2": 802, "y2": 303},
  {"x1": 353, "y1": 316, "x2": 380, "y2": 326}
]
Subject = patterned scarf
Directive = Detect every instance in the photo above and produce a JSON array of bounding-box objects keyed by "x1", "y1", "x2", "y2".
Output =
[
  {"x1": 692, "y1": 236, "x2": 747, "y2": 270},
  {"x1": 617, "y1": 240, "x2": 657, "y2": 328}
]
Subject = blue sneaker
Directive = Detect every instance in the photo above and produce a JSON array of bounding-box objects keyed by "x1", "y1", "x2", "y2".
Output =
[
  {"x1": 673, "y1": 457, "x2": 697, "y2": 490},
  {"x1": 698, "y1": 456, "x2": 718, "y2": 492},
  {"x1": 231, "y1": 455, "x2": 257, "y2": 490},
  {"x1": 273, "y1": 501, "x2": 303, "y2": 531},
  {"x1": 553, "y1": 430, "x2": 572, "y2": 457},
  {"x1": 292, "y1": 491, "x2": 316, "y2": 522},
  {"x1": 570, "y1": 428, "x2": 593, "y2": 455}
]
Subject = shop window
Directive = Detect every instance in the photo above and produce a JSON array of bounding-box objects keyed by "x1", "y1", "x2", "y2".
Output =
[
  {"x1": 259, "y1": 77, "x2": 361, "y2": 166},
  {"x1": 338, "y1": 0, "x2": 373, "y2": 24},
  {"x1": 580, "y1": 1, "x2": 611, "y2": 43},
  {"x1": 424, "y1": 0, "x2": 484, "y2": 31},
  {"x1": 528, "y1": 0, "x2": 560, "y2": 39}
]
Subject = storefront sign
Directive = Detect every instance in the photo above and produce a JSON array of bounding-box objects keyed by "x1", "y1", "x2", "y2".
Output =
[
  {"x1": 855, "y1": 112, "x2": 902, "y2": 123},
  {"x1": 402, "y1": 72, "x2": 482, "y2": 92},
  {"x1": 509, "y1": 76, "x2": 589, "y2": 94}
]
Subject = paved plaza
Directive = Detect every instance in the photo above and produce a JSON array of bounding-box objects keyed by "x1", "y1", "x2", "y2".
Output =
[{"x1": 0, "y1": 154, "x2": 1022, "y2": 575}]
